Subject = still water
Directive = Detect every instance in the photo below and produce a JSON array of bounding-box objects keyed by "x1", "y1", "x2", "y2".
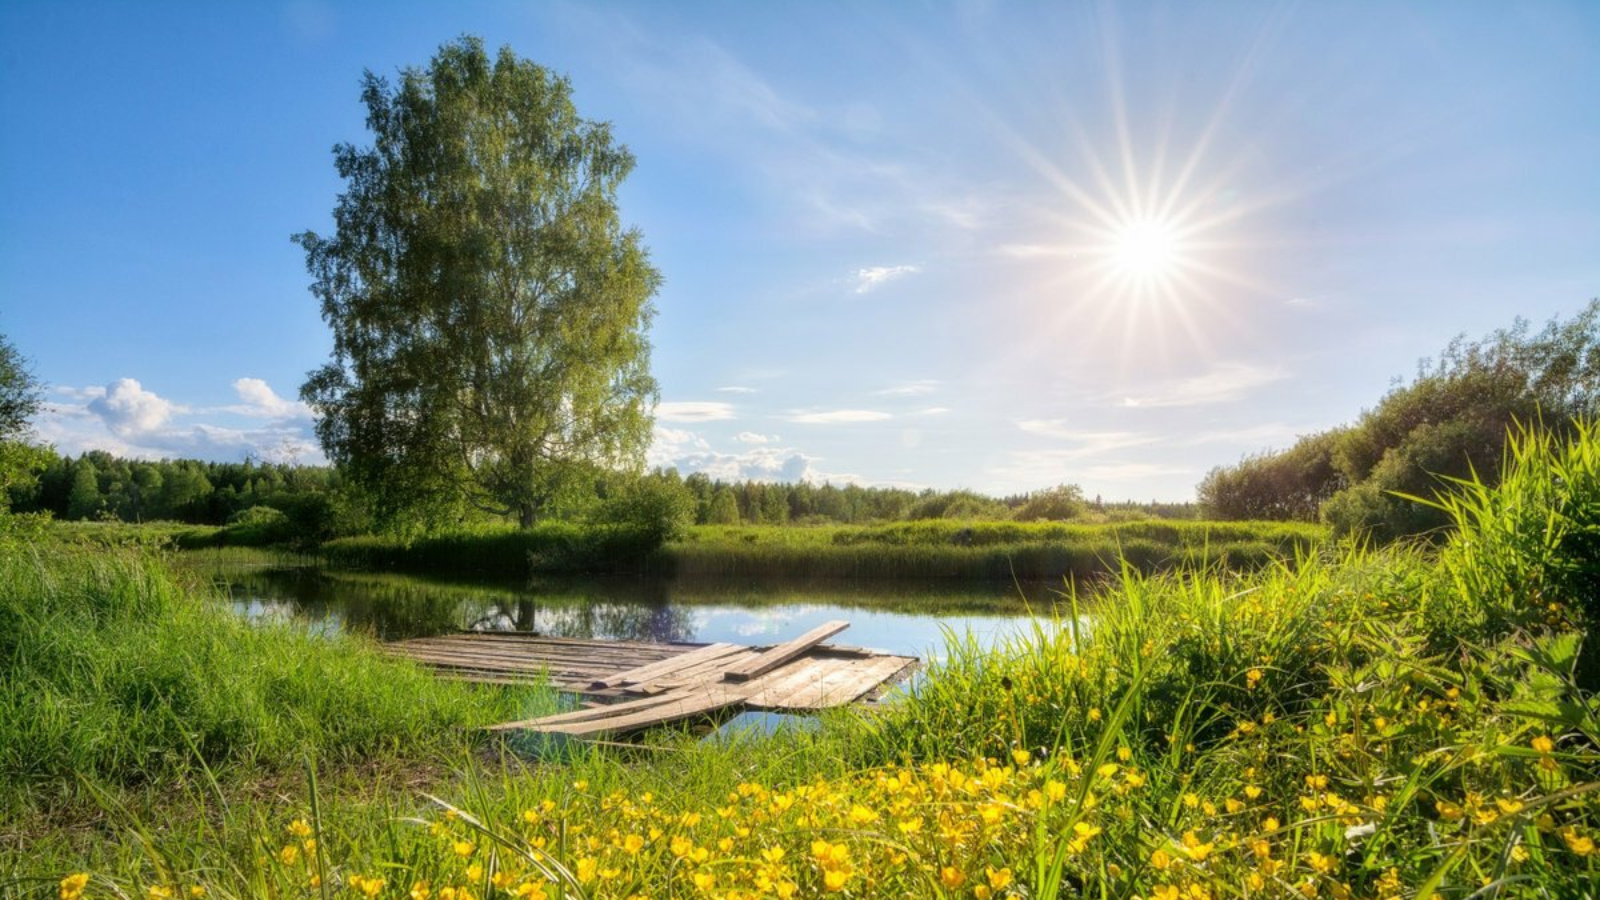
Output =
[{"x1": 203, "y1": 564, "x2": 1083, "y2": 664}]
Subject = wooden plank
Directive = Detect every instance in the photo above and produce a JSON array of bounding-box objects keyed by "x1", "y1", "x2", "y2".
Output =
[
  {"x1": 489, "y1": 687, "x2": 718, "y2": 730},
  {"x1": 641, "y1": 649, "x2": 763, "y2": 690},
  {"x1": 539, "y1": 687, "x2": 751, "y2": 738},
  {"x1": 760, "y1": 656, "x2": 913, "y2": 711},
  {"x1": 590, "y1": 642, "x2": 746, "y2": 689},
  {"x1": 721, "y1": 620, "x2": 850, "y2": 683}
]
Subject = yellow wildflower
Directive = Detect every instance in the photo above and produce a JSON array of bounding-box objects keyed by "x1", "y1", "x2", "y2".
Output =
[
  {"x1": 60, "y1": 874, "x2": 90, "y2": 900},
  {"x1": 939, "y1": 866, "x2": 966, "y2": 889}
]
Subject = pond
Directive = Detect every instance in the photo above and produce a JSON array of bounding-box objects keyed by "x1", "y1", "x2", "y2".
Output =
[{"x1": 200, "y1": 563, "x2": 1088, "y2": 665}]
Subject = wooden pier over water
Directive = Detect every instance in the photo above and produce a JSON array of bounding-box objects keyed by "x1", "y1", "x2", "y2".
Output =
[{"x1": 382, "y1": 620, "x2": 918, "y2": 739}]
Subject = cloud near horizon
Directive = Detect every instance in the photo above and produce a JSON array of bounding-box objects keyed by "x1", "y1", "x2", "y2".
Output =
[
  {"x1": 853, "y1": 265, "x2": 920, "y2": 294},
  {"x1": 786, "y1": 409, "x2": 892, "y2": 424},
  {"x1": 40, "y1": 377, "x2": 325, "y2": 465},
  {"x1": 656, "y1": 401, "x2": 737, "y2": 423}
]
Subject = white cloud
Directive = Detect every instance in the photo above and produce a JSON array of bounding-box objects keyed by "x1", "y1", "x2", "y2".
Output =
[
  {"x1": 854, "y1": 265, "x2": 920, "y2": 294},
  {"x1": 716, "y1": 385, "x2": 758, "y2": 394},
  {"x1": 1117, "y1": 364, "x2": 1287, "y2": 409},
  {"x1": 87, "y1": 378, "x2": 178, "y2": 437},
  {"x1": 40, "y1": 377, "x2": 325, "y2": 464},
  {"x1": 873, "y1": 379, "x2": 939, "y2": 397},
  {"x1": 734, "y1": 432, "x2": 779, "y2": 444},
  {"x1": 227, "y1": 377, "x2": 311, "y2": 419},
  {"x1": 786, "y1": 409, "x2": 892, "y2": 424},
  {"x1": 1015, "y1": 422, "x2": 1161, "y2": 457},
  {"x1": 656, "y1": 401, "x2": 736, "y2": 423},
  {"x1": 916, "y1": 407, "x2": 952, "y2": 416}
]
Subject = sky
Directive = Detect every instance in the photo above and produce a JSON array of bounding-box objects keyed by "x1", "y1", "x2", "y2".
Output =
[{"x1": 2, "y1": 1, "x2": 1597, "y2": 501}]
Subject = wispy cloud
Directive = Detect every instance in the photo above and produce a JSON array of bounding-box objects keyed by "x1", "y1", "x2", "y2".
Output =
[
  {"x1": 916, "y1": 407, "x2": 952, "y2": 416},
  {"x1": 854, "y1": 265, "x2": 920, "y2": 294},
  {"x1": 716, "y1": 385, "x2": 758, "y2": 394},
  {"x1": 656, "y1": 401, "x2": 736, "y2": 423},
  {"x1": 1014, "y1": 423, "x2": 1161, "y2": 458},
  {"x1": 872, "y1": 379, "x2": 939, "y2": 397},
  {"x1": 1117, "y1": 363, "x2": 1287, "y2": 409},
  {"x1": 734, "y1": 432, "x2": 779, "y2": 444},
  {"x1": 786, "y1": 409, "x2": 892, "y2": 424}
]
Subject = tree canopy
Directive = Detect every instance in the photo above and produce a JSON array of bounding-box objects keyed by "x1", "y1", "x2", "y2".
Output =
[
  {"x1": 1199, "y1": 299, "x2": 1600, "y2": 540},
  {"x1": 297, "y1": 37, "x2": 660, "y2": 529},
  {"x1": 0, "y1": 332, "x2": 44, "y2": 509}
]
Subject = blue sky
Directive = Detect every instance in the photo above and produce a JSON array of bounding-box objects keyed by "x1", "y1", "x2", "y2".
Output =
[{"x1": 2, "y1": 1, "x2": 1596, "y2": 500}]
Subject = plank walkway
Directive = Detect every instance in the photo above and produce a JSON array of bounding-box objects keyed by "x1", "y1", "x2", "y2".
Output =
[{"x1": 382, "y1": 621, "x2": 917, "y2": 739}]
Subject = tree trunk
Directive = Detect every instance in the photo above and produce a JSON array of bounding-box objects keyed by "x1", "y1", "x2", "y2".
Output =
[{"x1": 518, "y1": 503, "x2": 536, "y2": 529}]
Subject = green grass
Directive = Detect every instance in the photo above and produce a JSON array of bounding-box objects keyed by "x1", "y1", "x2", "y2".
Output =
[
  {"x1": 318, "y1": 518, "x2": 1323, "y2": 581},
  {"x1": 0, "y1": 540, "x2": 551, "y2": 830},
  {"x1": 6, "y1": 426, "x2": 1599, "y2": 897}
]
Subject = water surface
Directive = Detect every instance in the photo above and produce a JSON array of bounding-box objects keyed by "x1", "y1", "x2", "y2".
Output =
[{"x1": 205, "y1": 564, "x2": 1084, "y2": 663}]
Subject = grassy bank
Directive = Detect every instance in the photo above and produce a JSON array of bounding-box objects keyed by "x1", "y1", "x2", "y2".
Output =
[
  {"x1": 0, "y1": 540, "x2": 548, "y2": 832},
  {"x1": 7, "y1": 425, "x2": 1599, "y2": 897},
  {"x1": 319, "y1": 518, "x2": 1324, "y2": 581}
]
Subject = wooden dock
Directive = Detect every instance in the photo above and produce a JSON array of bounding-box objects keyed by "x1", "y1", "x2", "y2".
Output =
[{"x1": 382, "y1": 620, "x2": 918, "y2": 739}]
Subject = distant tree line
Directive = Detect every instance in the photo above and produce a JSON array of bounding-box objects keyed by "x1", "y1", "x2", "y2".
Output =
[
  {"x1": 1198, "y1": 300, "x2": 1600, "y2": 541},
  {"x1": 6, "y1": 449, "x2": 355, "y2": 539},
  {"x1": 4, "y1": 446, "x2": 1197, "y2": 537}
]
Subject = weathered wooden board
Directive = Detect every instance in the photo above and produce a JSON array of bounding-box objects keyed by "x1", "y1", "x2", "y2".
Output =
[
  {"x1": 720, "y1": 620, "x2": 850, "y2": 683},
  {"x1": 384, "y1": 626, "x2": 917, "y2": 739}
]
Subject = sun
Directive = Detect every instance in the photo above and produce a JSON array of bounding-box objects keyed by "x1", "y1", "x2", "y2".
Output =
[{"x1": 1109, "y1": 218, "x2": 1182, "y2": 280}]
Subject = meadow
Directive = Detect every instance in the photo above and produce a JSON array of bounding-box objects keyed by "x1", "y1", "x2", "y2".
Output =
[
  {"x1": 4, "y1": 424, "x2": 1598, "y2": 898},
  {"x1": 317, "y1": 518, "x2": 1323, "y2": 582}
]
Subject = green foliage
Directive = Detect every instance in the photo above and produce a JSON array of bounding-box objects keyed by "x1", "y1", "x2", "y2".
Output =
[
  {"x1": 1203, "y1": 300, "x2": 1600, "y2": 541},
  {"x1": 1417, "y1": 419, "x2": 1600, "y2": 685},
  {"x1": 297, "y1": 37, "x2": 660, "y2": 529},
  {"x1": 0, "y1": 331, "x2": 45, "y2": 511},
  {"x1": 905, "y1": 487, "x2": 1010, "y2": 520},
  {"x1": 0, "y1": 541, "x2": 541, "y2": 819},
  {"x1": 1011, "y1": 483, "x2": 1088, "y2": 521},
  {"x1": 591, "y1": 469, "x2": 696, "y2": 547}
]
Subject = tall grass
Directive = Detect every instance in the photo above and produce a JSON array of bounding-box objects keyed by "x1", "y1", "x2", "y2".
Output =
[{"x1": 0, "y1": 541, "x2": 547, "y2": 823}]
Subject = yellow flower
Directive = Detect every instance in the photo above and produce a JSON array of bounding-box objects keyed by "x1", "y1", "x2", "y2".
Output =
[
  {"x1": 822, "y1": 869, "x2": 851, "y2": 892},
  {"x1": 60, "y1": 874, "x2": 90, "y2": 900},
  {"x1": 148, "y1": 888, "x2": 172, "y2": 900},
  {"x1": 1531, "y1": 735, "x2": 1555, "y2": 754},
  {"x1": 452, "y1": 841, "x2": 475, "y2": 858},
  {"x1": 1012, "y1": 749, "x2": 1031, "y2": 767},
  {"x1": 189, "y1": 889, "x2": 206, "y2": 900},
  {"x1": 278, "y1": 845, "x2": 300, "y2": 866},
  {"x1": 1307, "y1": 851, "x2": 1337, "y2": 874},
  {"x1": 409, "y1": 882, "x2": 430, "y2": 900},
  {"x1": 691, "y1": 870, "x2": 716, "y2": 892},
  {"x1": 986, "y1": 866, "x2": 1012, "y2": 890},
  {"x1": 1561, "y1": 827, "x2": 1596, "y2": 856},
  {"x1": 939, "y1": 866, "x2": 966, "y2": 889},
  {"x1": 1088, "y1": 708, "x2": 1102, "y2": 722},
  {"x1": 1150, "y1": 849, "x2": 1172, "y2": 871},
  {"x1": 623, "y1": 834, "x2": 645, "y2": 854},
  {"x1": 1247, "y1": 668, "x2": 1264, "y2": 687},
  {"x1": 576, "y1": 858, "x2": 598, "y2": 885},
  {"x1": 1181, "y1": 831, "x2": 1213, "y2": 862},
  {"x1": 848, "y1": 804, "x2": 877, "y2": 824}
]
